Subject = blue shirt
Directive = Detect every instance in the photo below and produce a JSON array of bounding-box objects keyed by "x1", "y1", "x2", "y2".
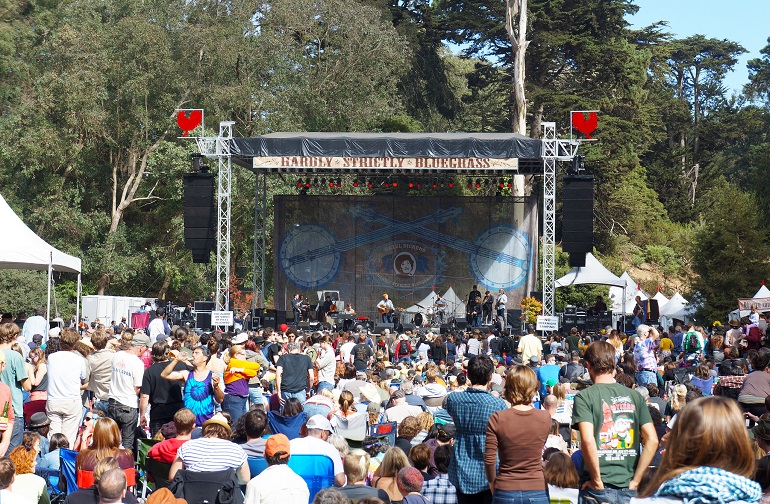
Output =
[
  {"x1": 446, "y1": 388, "x2": 506, "y2": 494},
  {"x1": 536, "y1": 364, "x2": 561, "y2": 396},
  {"x1": 673, "y1": 331, "x2": 684, "y2": 354}
]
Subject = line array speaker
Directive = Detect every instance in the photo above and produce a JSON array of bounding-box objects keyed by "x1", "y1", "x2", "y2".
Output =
[
  {"x1": 562, "y1": 175, "x2": 594, "y2": 267},
  {"x1": 183, "y1": 172, "x2": 216, "y2": 263}
]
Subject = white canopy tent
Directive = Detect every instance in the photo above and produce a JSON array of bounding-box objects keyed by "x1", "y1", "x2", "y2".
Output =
[
  {"x1": 404, "y1": 286, "x2": 466, "y2": 320},
  {"x1": 728, "y1": 284, "x2": 770, "y2": 320},
  {"x1": 659, "y1": 292, "x2": 690, "y2": 327},
  {"x1": 652, "y1": 289, "x2": 669, "y2": 306},
  {"x1": 555, "y1": 253, "x2": 627, "y2": 331},
  {"x1": 610, "y1": 272, "x2": 648, "y2": 315},
  {"x1": 0, "y1": 193, "x2": 82, "y2": 325}
]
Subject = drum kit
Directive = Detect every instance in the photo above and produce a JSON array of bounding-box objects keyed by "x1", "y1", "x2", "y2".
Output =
[{"x1": 402, "y1": 302, "x2": 446, "y2": 327}]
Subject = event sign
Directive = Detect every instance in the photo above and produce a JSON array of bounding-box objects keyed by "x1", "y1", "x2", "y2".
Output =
[
  {"x1": 254, "y1": 156, "x2": 518, "y2": 171},
  {"x1": 211, "y1": 311, "x2": 234, "y2": 326},
  {"x1": 738, "y1": 297, "x2": 770, "y2": 311},
  {"x1": 536, "y1": 316, "x2": 560, "y2": 332}
]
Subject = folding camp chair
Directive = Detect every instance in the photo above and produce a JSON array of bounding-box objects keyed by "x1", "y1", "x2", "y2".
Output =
[
  {"x1": 135, "y1": 438, "x2": 161, "y2": 498},
  {"x1": 369, "y1": 422, "x2": 397, "y2": 448},
  {"x1": 36, "y1": 466, "x2": 65, "y2": 504},
  {"x1": 287, "y1": 454, "x2": 334, "y2": 504},
  {"x1": 59, "y1": 449, "x2": 78, "y2": 494}
]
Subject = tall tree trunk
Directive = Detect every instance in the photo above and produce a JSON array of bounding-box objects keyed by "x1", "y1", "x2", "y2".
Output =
[{"x1": 506, "y1": 0, "x2": 528, "y2": 135}]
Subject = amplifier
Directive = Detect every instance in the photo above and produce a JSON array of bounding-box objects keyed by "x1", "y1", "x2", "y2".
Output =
[
  {"x1": 564, "y1": 306, "x2": 577, "y2": 315},
  {"x1": 194, "y1": 301, "x2": 215, "y2": 312}
]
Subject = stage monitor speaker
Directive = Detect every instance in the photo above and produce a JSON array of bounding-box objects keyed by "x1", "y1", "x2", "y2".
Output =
[
  {"x1": 276, "y1": 311, "x2": 287, "y2": 326},
  {"x1": 644, "y1": 299, "x2": 660, "y2": 322},
  {"x1": 195, "y1": 312, "x2": 212, "y2": 330},
  {"x1": 440, "y1": 324, "x2": 452, "y2": 334},
  {"x1": 374, "y1": 323, "x2": 394, "y2": 333},
  {"x1": 401, "y1": 323, "x2": 416, "y2": 332},
  {"x1": 562, "y1": 175, "x2": 594, "y2": 255},
  {"x1": 194, "y1": 301, "x2": 215, "y2": 312},
  {"x1": 183, "y1": 172, "x2": 216, "y2": 263},
  {"x1": 251, "y1": 316, "x2": 261, "y2": 328},
  {"x1": 454, "y1": 318, "x2": 468, "y2": 331},
  {"x1": 297, "y1": 322, "x2": 311, "y2": 330},
  {"x1": 262, "y1": 315, "x2": 277, "y2": 329},
  {"x1": 529, "y1": 291, "x2": 543, "y2": 302},
  {"x1": 507, "y1": 309, "x2": 523, "y2": 335}
]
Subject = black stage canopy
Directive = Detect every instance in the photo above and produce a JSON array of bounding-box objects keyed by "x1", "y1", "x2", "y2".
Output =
[{"x1": 231, "y1": 132, "x2": 544, "y2": 174}]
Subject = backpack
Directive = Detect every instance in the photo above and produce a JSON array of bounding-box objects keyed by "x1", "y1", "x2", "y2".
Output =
[
  {"x1": 499, "y1": 336, "x2": 514, "y2": 355},
  {"x1": 683, "y1": 331, "x2": 701, "y2": 354},
  {"x1": 398, "y1": 340, "x2": 409, "y2": 356}
]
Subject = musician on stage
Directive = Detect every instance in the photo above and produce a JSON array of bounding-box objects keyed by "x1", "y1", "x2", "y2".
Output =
[
  {"x1": 469, "y1": 295, "x2": 482, "y2": 327},
  {"x1": 292, "y1": 294, "x2": 303, "y2": 322},
  {"x1": 377, "y1": 293, "x2": 395, "y2": 323},
  {"x1": 482, "y1": 290, "x2": 494, "y2": 324},
  {"x1": 468, "y1": 284, "x2": 481, "y2": 306},
  {"x1": 343, "y1": 304, "x2": 356, "y2": 315},
  {"x1": 434, "y1": 294, "x2": 447, "y2": 324},
  {"x1": 323, "y1": 295, "x2": 336, "y2": 317},
  {"x1": 496, "y1": 288, "x2": 508, "y2": 324}
]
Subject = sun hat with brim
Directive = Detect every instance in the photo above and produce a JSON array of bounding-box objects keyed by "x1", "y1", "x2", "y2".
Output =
[
  {"x1": 232, "y1": 332, "x2": 249, "y2": 345},
  {"x1": 729, "y1": 318, "x2": 741, "y2": 328},
  {"x1": 202, "y1": 413, "x2": 231, "y2": 435},
  {"x1": 29, "y1": 412, "x2": 51, "y2": 428}
]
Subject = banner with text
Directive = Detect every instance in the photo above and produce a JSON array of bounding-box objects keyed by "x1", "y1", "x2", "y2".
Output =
[{"x1": 273, "y1": 195, "x2": 538, "y2": 320}]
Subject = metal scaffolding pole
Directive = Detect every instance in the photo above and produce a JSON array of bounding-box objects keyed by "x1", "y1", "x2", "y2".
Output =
[
  {"x1": 215, "y1": 122, "x2": 234, "y2": 313},
  {"x1": 252, "y1": 172, "x2": 267, "y2": 310},
  {"x1": 541, "y1": 122, "x2": 557, "y2": 317}
]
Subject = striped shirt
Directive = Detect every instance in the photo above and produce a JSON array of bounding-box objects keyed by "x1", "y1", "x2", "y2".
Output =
[{"x1": 177, "y1": 437, "x2": 247, "y2": 473}]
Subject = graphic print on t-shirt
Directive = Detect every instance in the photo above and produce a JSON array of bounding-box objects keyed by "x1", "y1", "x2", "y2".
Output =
[{"x1": 597, "y1": 398, "x2": 637, "y2": 459}]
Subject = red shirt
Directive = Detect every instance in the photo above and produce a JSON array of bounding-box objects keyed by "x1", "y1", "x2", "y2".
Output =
[{"x1": 148, "y1": 438, "x2": 188, "y2": 464}]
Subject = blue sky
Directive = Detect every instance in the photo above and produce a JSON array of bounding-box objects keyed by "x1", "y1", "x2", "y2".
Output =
[{"x1": 626, "y1": 0, "x2": 770, "y2": 95}]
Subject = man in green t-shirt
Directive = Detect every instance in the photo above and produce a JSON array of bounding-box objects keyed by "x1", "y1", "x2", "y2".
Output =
[
  {"x1": 572, "y1": 341, "x2": 658, "y2": 504},
  {"x1": 565, "y1": 327, "x2": 581, "y2": 355}
]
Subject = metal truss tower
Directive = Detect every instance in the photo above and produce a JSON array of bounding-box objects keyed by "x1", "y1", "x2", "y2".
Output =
[
  {"x1": 252, "y1": 173, "x2": 267, "y2": 309},
  {"x1": 541, "y1": 122, "x2": 557, "y2": 317}
]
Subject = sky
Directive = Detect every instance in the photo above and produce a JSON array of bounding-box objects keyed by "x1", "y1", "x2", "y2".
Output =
[{"x1": 626, "y1": 0, "x2": 770, "y2": 95}]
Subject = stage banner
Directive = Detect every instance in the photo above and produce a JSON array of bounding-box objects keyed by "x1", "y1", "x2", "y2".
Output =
[{"x1": 273, "y1": 195, "x2": 538, "y2": 320}]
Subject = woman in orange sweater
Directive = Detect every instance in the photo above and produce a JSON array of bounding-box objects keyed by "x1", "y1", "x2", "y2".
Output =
[{"x1": 223, "y1": 343, "x2": 261, "y2": 422}]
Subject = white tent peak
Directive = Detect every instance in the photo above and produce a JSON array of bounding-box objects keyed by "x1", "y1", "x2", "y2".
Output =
[
  {"x1": 555, "y1": 253, "x2": 624, "y2": 288},
  {"x1": 0, "y1": 193, "x2": 81, "y2": 273},
  {"x1": 754, "y1": 284, "x2": 770, "y2": 299}
]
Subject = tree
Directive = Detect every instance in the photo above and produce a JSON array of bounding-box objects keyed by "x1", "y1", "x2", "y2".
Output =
[
  {"x1": 745, "y1": 38, "x2": 770, "y2": 106},
  {"x1": 692, "y1": 181, "x2": 769, "y2": 322},
  {"x1": 506, "y1": 0, "x2": 528, "y2": 134}
]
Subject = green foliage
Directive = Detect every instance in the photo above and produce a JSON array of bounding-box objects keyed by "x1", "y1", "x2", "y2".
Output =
[{"x1": 692, "y1": 181, "x2": 770, "y2": 322}]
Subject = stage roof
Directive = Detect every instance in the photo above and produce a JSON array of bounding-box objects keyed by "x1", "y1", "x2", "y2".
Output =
[{"x1": 231, "y1": 132, "x2": 545, "y2": 175}]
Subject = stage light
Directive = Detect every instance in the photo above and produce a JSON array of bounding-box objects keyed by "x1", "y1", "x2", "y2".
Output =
[
  {"x1": 448, "y1": 182, "x2": 454, "y2": 188},
  {"x1": 367, "y1": 180, "x2": 373, "y2": 189},
  {"x1": 467, "y1": 179, "x2": 473, "y2": 189},
  {"x1": 328, "y1": 180, "x2": 334, "y2": 188},
  {"x1": 416, "y1": 182, "x2": 421, "y2": 189},
  {"x1": 392, "y1": 181, "x2": 398, "y2": 188},
  {"x1": 297, "y1": 181, "x2": 303, "y2": 188},
  {"x1": 408, "y1": 182, "x2": 415, "y2": 189},
  {"x1": 432, "y1": 180, "x2": 438, "y2": 189},
  {"x1": 498, "y1": 179, "x2": 505, "y2": 189},
  {"x1": 304, "y1": 179, "x2": 311, "y2": 188},
  {"x1": 475, "y1": 179, "x2": 481, "y2": 189}
]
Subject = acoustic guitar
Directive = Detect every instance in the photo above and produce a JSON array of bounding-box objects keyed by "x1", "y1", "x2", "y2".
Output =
[{"x1": 378, "y1": 305, "x2": 391, "y2": 315}]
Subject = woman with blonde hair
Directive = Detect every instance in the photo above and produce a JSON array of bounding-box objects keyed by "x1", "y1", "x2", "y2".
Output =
[
  {"x1": 222, "y1": 343, "x2": 261, "y2": 423},
  {"x1": 485, "y1": 365, "x2": 551, "y2": 504},
  {"x1": 8, "y1": 431, "x2": 49, "y2": 504},
  {"x1": 373, "y1": 446, "x2": 410, "y2": 503},
  {"x1": 665, "y1": 384, "x2": 687, "y2": 423},
  {"x1": 411, "y1": 411, "x2": 434, "y2": 445},
  {"x1": 337, "y1": 390, "x2": 358, "y2": 417},
  {"x1": 544, "y1": 452, "x2": 579, "y2": 504},
  {"x1": 26, "y1": 347, "x2": 48, "y2": 402},
  {"x1": 64, "y1": 456, "x2": 140, "y2": 504},
  {"x1": 632, "y1": 396, "x2": 761, "y2": 503},
  {"x1": 75, "y1": 417, "x2": 134, "y2": 473}
]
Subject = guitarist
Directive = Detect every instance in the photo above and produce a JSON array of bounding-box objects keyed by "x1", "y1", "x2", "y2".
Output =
[{"x1": 377, "y1": 293, "x2": 395, "y2": 323}]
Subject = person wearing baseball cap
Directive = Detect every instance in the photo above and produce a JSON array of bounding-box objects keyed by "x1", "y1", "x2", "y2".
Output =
[
  {"x1": 244, "y1": 434, "x2": 309, "y2": 504},
  {"x1": 289, "y1": 415, "x2": 345, "y2": 486},
  {"x1": 107, "y1": 331, "x2": 148, "y2": 451}
]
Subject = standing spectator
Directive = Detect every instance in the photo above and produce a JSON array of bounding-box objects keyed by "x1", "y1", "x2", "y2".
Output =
[
  {"x1": 87, "y1": 330, "x2": 115, "y2": 415},
  {"x1": 633, "y1": 325, "x2": 659, "y2": 387},
  {"x1": 517, "y1": 326, "x2": 542, "y2": 364},
  {"x1": 351, "y1": 334, "x2": 374, "y2": 372},
  {"x1": 0, "y1": 324, "x2": 29, "y2": 454},
  {"x1": 46, "y1": 327, "x2": 85, "y2": 449},
  {"x1": 422, "y1": 445, "x2": 457, "y2": 504},
  {"x1": 161, "y1": 346, "x2": 223, "y2": 427},
  {"x1": 275, "y1": 342, "x2": 313, "y2": 405},
  {"x1": 446, "y1": 355, "x2": 506, "y2": 504},
  {"x1": 535, "y1": 355, "x2": 560, "y2": 396},
  {"x1": 244, "y1": 434, "x2": 309, "y2": 504},
  {"x1": 140, "y1": 341, "x2": 187, "y2": 436},
  {"x1": 222, "y1": 341, "x2": 261, "y2": 423},
  {"x1": 21, "y1": 310, "x2": 48, "y2": 346},
  {"x1": 107, "y1": 332, "x2": 148, "y2": 451},
  {"x1": 572, "y1": 341, "x2": 657, "y2": 504},
  {"x1": 484, "y1": 365, "x2": 551, "y2": 504},
  {"x1": 26, "y1": 347, "x2": 47, "y2": 403},
  {"x1": 0, "y1": 351, "x2": 14, "y2": 457},
  {"x1": 316, "y1": 334, "x2": 337, "y2": 393},
  {"x1": 146, "y1": 308, "x2": 170, "y2": 342}
]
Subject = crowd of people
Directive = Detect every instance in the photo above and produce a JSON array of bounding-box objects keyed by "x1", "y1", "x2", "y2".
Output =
[{"x1": 0, "y1": 310, "x2": 769, "y2": 504}]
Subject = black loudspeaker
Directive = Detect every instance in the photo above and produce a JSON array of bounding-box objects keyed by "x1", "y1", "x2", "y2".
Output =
[
  {"x1": 195, "y1": 312, "x2": 212, "y2": 330},
  {"x1": 529, "y1": 291, "x2": 543, "y2": 302},
  {"x1": 276, "y1": 311, "x2": 287, "y2": 326},
  {"x1": 262, "y1": 314, "x2": 277, "y2": 329},
  {"x1": 251, "y1": 316, "x2": 261, "y2": 328},
  {"x1": 644, "y1": 299, "x2": 660, "y2": 322},
  {"x1": 563, "y1": 175, "x2": 594, "y2": 268},
  {"x1": 183, "y1": 172, "x2": 216, "y2": 263},
  {"x1": 401, "y1": 323, "x2": 417, "y2": 332},
  {"x1": 454, "y1": 318, "x2": 467, "y2": 330},
  {"x1": 507, "y1": 310, "x2": 522, "y2": 335},
  {"x1": 374, "y1": 323, "x2": 394, "y2": 333},
  {"x1": 194, "y1": 301, "x2": 215, "y2": 312},
  {"x1": 440, "y1": 324, "x2": 452, "y2": 334}
]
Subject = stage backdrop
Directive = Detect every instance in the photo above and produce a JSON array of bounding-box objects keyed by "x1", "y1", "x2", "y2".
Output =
[{"x1": 274, "y1": 195, "x2": 539, "y2": 319}]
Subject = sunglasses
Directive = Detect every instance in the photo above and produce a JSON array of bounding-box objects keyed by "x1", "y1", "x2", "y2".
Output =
[{"x1": 85, "y1": 416, "x2": 93, "y2": 422}]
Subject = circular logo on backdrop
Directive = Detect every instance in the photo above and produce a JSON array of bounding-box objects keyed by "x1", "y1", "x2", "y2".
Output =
[
  {"x1": 279, "y1": 224, "x2": 341, "y2": 289},
  {"x1": 468, "y1": 225, "x2": 531, "y2": 290},
  {"x1": 366, "y1": 241, "x2": 445, "y2": 291}
]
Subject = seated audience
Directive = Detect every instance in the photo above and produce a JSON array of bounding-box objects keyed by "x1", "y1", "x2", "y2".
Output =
[
  {"x1": 244, "y1": 434, "x2": 309, "y2": 504},
  {"x1": 148, "y1": 408, "x2": 195, "y2": 464},
  {"x1": 338, "y1": 449, "x2": 390, "y2": 503}
]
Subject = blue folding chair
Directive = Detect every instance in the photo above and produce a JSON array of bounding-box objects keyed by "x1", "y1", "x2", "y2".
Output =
[
  {"x1": 35, "y1": 466, "x2": 64, "y2": 503},
  {"x1": 247, "y1": 457, "x2": 268, "y2": 477},
  {"x1": 59, "y1": 449, "x2": 79, "y2": 494},
  {"x1": 287, "y1": 454, "x2": 334, "y2": 504}
]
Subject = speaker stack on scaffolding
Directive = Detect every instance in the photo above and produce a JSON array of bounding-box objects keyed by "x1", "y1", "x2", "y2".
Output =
[
  {"x1": 183, "y1": 154, "x2": 216, "y2": 264},
  {"x1": 562, "y1": 156, "x2": 594, "y2": 268}
]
